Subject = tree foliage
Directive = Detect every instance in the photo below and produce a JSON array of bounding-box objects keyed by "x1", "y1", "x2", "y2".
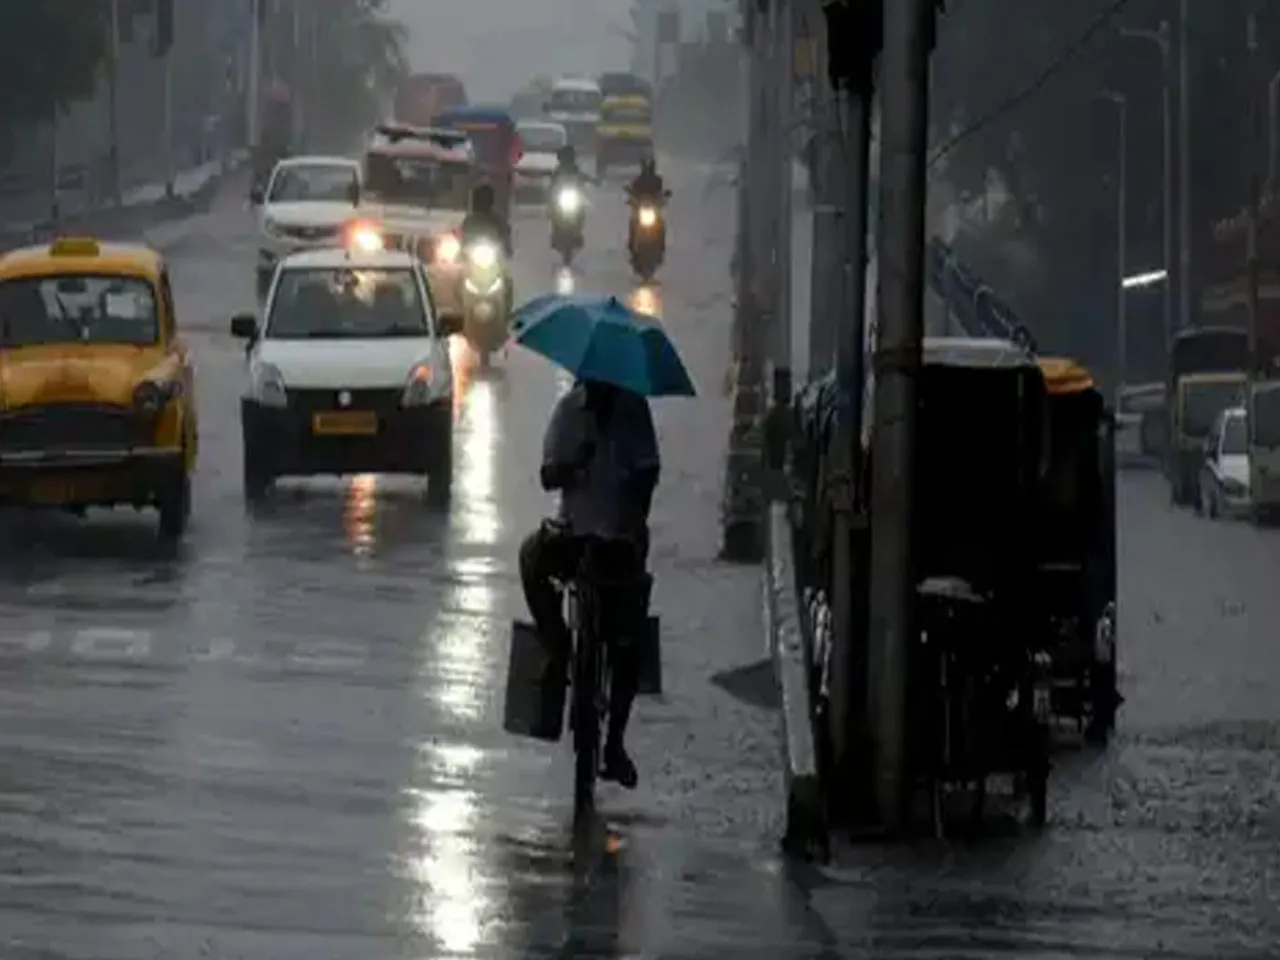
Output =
[
  {"x1": 0, "y1": 1, "x2": 114, "y2": 137},
  {"x1": 307, "y1": 0, "x2": 407, "y2": 139}
]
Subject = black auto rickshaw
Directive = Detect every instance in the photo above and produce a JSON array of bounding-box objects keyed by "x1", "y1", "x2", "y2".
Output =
[
  {"x1": 905, "y1": 337, "x2": 1054, "y2": 831},
  {"x1": 1035, "y1": 357, "x2": 1119, "y2": 744}
]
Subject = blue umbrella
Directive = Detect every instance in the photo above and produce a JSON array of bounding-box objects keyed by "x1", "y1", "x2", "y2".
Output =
[{"x1": 510, "y1": 294, "x2": 697, "y2": 397}]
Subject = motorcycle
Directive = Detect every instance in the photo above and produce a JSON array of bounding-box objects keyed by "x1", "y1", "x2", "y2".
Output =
[
  {"x1": 550, "y1": 181, "x2": 586, "y2": 266},
  {"x1": 627, "y1": 190, "x2": 670, "y2": 282},
  {"x1": 461, "y1": 238, "x2": 511, "y2": 369}
]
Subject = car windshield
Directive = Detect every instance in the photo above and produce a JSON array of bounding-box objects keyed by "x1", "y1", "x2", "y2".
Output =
[
  {"x1": 1252, "y1": 387, "x2": 1280, "y2": 447},
  {"x1": 519, "y1": 125, "x2": 566, "y2": 153},
  {"x1": 265, "y1": 268, "x2": 431, "y2": 339},
  {"x1": 0, "y1": 274, "x2": 159, "y2": 346},
  {"x1": 267, "y1": 164, "x2": 357, "y2": 202},
  {"x1": 1222, "y1": 414, "x2": 1248, "y2": 454},
  {"x1": 364, "y1": 153, "x2": 470, "y2": 209},
  {"x1": 1182, "y1": 381, "x2": 1243, "y2": 436},
  {"x1": 549, "y1": 89, "x2": 601, "y2": 113}
]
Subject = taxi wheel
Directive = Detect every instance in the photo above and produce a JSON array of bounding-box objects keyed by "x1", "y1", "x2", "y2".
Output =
[
  {"x1": 424, "y1": 410, "x2": 454, "y2": 507},
  {"x1": 158, "y1": 468, "x2": 191, "y2": 540}
]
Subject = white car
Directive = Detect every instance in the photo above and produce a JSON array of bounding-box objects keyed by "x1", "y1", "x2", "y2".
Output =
[
  {"x1": 514, "y1": 120, "x2": 568, "y2": 201},
  {"x1": 230, "y1": 245, "x2": 460, "y2": 502},
  {"x1": 252, "y1": 155, "x2": 362, "y2": 299},
  {"x1": 1198, "y1": 405, "x2": 1250, "y2": 519}
]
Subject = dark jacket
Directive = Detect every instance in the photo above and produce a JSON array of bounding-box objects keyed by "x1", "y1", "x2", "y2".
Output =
[{"x1": 460, "y1": 210, "x2": 512, "y2": 256}]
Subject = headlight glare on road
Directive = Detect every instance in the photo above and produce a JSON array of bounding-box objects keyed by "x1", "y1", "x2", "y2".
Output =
[
  {"x1": 436, "y1": 233, "x2": 461, "y2": 263},
  {"x1": 555, "y1": 187, "x2": 582, "y2": 214},
  {"x1": 253, "y1": 362, "x2": 288, "y2": 407},
  {"x1": 401, "y1": 362, "x2": 434, "y2": 405},
  {"x1": 637, "y1": 206, "x2": 658, "y2": 228}
]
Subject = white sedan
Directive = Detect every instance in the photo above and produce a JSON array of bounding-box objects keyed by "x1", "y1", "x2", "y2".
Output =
[
  {"x1": 514, "y1": 120, "x2": 568, "y2": 202},
  {"x1": 231, "y1": 244, "x2": 459, "y2": 502}
]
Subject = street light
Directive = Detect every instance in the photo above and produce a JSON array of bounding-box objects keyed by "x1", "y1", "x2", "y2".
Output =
[
  {"x1": 1122, "y1": 268, "x2": 1168, "y2": 289},
  {"x1": 1099, "y1": 90, "x2": 1128, "y2": 392},
  {"x1": 1119, "y1": 21, "x2": 1173, "y2": 348}
]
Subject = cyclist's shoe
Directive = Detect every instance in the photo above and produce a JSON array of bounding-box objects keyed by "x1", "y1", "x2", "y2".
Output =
[{"x1": 602, "y1": 743, "x2": 639, "y2": 789}]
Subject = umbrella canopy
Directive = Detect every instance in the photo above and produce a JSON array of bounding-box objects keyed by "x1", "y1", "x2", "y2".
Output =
[{"x1": 511, "y1": 294, "x2": 696, "y2": 397}]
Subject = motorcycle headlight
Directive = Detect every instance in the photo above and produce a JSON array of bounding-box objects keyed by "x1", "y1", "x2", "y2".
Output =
[
  {"x1": 435, "y1": 233, "x2": 461, "y2": 264},
  {"x1": 556, "y1": 188, "x2": 582, "y2": 214},
  {"x1": 637, "y1": 206, "x2": 658, "y2": 228},
  {"x1": 469, "y1": 241, "x2": 498, "y2": 269},
  {"x1": 132, "y1": 380, "x2": 172, "y2": 414},
  {"x1": 400, "y1": 362, "x2": 434, "y2": 406},
  {"x1": 251, "y1": 362, "x2": 287, "y2": 408}
]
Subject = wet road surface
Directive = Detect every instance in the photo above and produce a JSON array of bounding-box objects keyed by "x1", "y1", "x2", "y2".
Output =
[
  {"x1": 4, "y1": 166, "x2": 1280, "y2": 958},
  {"x1": 0, "y1": 162, "x2": 816, "y2": 959}
]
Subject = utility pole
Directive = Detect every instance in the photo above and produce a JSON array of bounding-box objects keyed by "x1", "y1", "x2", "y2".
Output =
[
  {"x1": 866, "y1": 0, "x2": 932, "y2": 830},
  {"x1": 247, "y1": 0, "x2": 262, "y2": 152},
  {"x1": 767, "y1": 0, "x2": 795, "y2": 480},
  {"x1": 1120, "y1": 23, "x2": 1173, "y2": 351},
  {"x1": 806, "y1": 3, "x2": 836, "y2": 378},
  {"x1": 1177, "y1": 0, "x2": 1192, "y2": 332},
  {"x1": 822, "y1": 0, "x2": 876, "y2": 816},
  {"x1": 1102, "y1": 91, "x2": 1128, "y2": 388},
  {"x1": 720, "y1": 0, "x2": 771, "y2": 561},
  {"x1": 107, "y1": 0, "x2": 121, "y2": 206},
  {"x1": 1247, "y1": 4, "x2": 1262, "y2": 367}
]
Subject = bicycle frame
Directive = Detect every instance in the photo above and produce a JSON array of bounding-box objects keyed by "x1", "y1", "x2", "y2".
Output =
[{"x1": 567, "y1": 573, "x2": 611, "y2": 817}]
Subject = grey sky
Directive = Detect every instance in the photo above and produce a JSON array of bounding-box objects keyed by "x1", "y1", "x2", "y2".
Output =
[{"x1": 386, "y1": 0, "x2": 635, "y2": 103}]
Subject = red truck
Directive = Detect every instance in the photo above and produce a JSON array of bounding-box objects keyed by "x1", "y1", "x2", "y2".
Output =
[{"x1": 393, "y1": 73, "x2": 468, "y2": 127}]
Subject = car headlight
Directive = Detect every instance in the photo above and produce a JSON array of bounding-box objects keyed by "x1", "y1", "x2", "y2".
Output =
[
  {"x1": 468, "y1": 241, "x2": 498, "y2": 269},
  {"x1": 637, "y1": 206, "x2": 658, "y2": 228},
  {"x1": 400, "y1": 362, "x2": 435, "y2": 406},
  {"x1": 251, "y1": 362, "x2": 287, "y2": 407},
  {"x1": 435, "y1": 233, "x2": 461, "y2": 264},
  {"x1": 132, "y1": 380, "x2": 173, "y2": 414},
  {"x1": 555, "y1": 187, "x2": 582, "y2": 214}
]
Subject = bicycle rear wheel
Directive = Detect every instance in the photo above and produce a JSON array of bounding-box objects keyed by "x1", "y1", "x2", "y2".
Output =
[{"x1": 571, "y1": 597, "x2": 601, "y2": 817}]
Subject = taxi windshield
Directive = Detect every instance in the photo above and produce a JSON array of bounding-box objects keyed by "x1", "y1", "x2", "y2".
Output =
[
  {"x1": 549, "y1": 88, "x2": 601, "y2": 113},
  {"x1": 364, "y1": 153, "x2": 470, "y2": 209},
  {"x1": 267, "y1": 164, "x2": 357, "y2": 202},
  {"x1": 265, "y1": 268, "x2": 431, "y2": 339},
  {"x1": 0, "y1": 274, "x2": 159, "y2": 346}
]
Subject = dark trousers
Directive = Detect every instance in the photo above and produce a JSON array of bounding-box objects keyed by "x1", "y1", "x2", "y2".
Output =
[{"x1": 519, "y1": 522, "x2": 650, "y2": 747}]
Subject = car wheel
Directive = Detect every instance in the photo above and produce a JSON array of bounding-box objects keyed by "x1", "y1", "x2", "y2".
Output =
[
  {"x1": 242, "y1": 438, "x2": 273, "y2": 502},
  {"x1": 158, "y1": 464, "x2": 191, "y2": 540}
]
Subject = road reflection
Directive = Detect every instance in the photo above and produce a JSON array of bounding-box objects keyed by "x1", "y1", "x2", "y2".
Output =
[
  {"x1": 342, "y1": 473, "x2": 377, "y2": 557},
  {"x1": 555, "y1": 267, "x2": 576, "y2": 295}
]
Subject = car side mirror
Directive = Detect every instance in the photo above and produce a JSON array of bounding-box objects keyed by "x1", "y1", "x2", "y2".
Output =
[
  {"x1": 230, "y1": 313, "x2": 258, "y2": 339},
  {"x1": 249, "y1": 186, "x2": 264, "y2": 205},
  {"x1": 438, "y1": 311, "x2": 462, "y2": 337}
]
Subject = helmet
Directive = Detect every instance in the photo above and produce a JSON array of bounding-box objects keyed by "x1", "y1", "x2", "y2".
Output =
[
  {"x1": 641, "y1": 155, "x2": 656, "y2": 175},
  {"x1": 471, "y1": 183, "x2": 495, "y2": 211}
]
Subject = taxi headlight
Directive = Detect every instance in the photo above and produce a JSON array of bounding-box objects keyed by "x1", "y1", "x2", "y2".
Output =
[
  {"x1": 435, "y1": 234, "x2": 461, "y2": 263},
  {"x1": 251, "y1": 362, "x2": 288, "y2": 408},
  {"x1": 132, "y1": 380, "x2": 172, "y2": 415},
  {"x1": 468, "y1": 241, "x2": 498, "y2": 269},
  {"x1": 555, "y1": 187, "x2": 582, "y2": 214},
  {"x1": 637, "y1": 206, "x2": 658, "y2": 228},
  {"x1": 400, "y1": 362, "x2": 434, "y2": 406}
]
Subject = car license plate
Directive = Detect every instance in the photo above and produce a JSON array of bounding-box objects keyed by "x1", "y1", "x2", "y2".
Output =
[
  {"x1": 29, "y1": 478, "x2": 76, "y2": 503},
  {"x1": 312, "y1": 411, "x2": 377, "y2": 436},
  {"x1": 985, "y1": 773, "x2": 1015, "y2": 796}
]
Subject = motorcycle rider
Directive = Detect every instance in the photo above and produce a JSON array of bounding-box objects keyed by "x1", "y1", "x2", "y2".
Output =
[
  {"x1": 627, "y1": 155, "x2": 665, "y2": 204},
  {"x1": 551, "y1": 144, "x2": 593, "y2": 191},
  {"x1": 518, "y1": 377, "x2": 660, "y2": 789},
  {"x1": 460, "y1": 183, "x2": 513, "y2": 256}
]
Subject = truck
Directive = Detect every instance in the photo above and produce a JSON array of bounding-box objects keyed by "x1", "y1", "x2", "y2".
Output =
[
  {"x1": 1164, "y1": 326, "x2": 1248, "y2": 506},
  {"x1": 546, "y1": 76, "x2": 603, "y2": 155},
  {"x1": 393, "y1": 73, "x2": 467, "y2": 128}
]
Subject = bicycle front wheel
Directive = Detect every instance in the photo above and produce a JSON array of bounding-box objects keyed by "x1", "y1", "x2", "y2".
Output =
[{"x1": 572, "y1": 624, "x2": 601, "y2": 817}]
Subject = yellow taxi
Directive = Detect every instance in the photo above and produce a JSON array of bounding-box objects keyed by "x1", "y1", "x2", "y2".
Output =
[{"x1": 0, "y1": 237, "x2": 197, "y2": 538}]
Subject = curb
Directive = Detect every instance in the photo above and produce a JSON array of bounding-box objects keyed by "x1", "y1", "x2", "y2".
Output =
[{"x1": 764, "y1": 501, "x2": 828, "y2": 859}]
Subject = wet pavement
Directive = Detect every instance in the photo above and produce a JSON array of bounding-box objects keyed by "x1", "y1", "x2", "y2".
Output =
[{"x1": 2, "y1": 164, "x2": 1278, "y2": 958}]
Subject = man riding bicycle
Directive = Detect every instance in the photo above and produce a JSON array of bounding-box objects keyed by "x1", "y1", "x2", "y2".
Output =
[{"x1": 518, "y1": 377, "x2": 660, "y2": 789}]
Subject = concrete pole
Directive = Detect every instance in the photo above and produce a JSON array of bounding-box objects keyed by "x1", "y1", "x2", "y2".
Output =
[
  {"x1": 1247, "y1": 5, "x2": 1261, "y2": 367},
  {"x1": 247, "y1": 0, "x2": 262, "y2": 151},
  {"x1": 1177, "y1": 0, "x2": 1191, "y2": 332},
  {"x1": 807, "y1": 7, "x2": 836, "y2": 379},
  {"x1": 1268, "y1": 69, "x2": 1280, "y2": 189},
  {"x1": 866, "y1": 0, "x2": 932, "y2": 831},
  {"x1": 768, "y1": 0, "x2": 795, "y2": 475}
]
